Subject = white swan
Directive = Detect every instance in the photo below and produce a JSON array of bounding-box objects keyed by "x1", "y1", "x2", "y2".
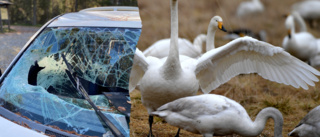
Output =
[
  {"x1": 236, "y1": 0, "x2": 264, "y2": 17},
  {"x1": 289, "y1": 105, "x2": 320, "y2": 137},
  {"x1": 285, "y1": 11, "x2": 320, "y2": 67},
  {"x1": 193, "y1": 34, "x2": 206, "y2": 52},
  {"x1": 143, "y1": 37, "x2": 200, "y2": 58},
  {"x1": 130, "y1": 0, "x2": 320, "y2": 136},
  {"x1": 143, "y1": 15, "x2": 226, "y2": 58},
  {"x1": 223, "y1": 29, "x2": 267, "y2": 42},
  {"x1": 282, "y1": 13, "x2": 318, "y2": 63},
  {"x1": 292, "y1": 0, "x2": 320, "y2": 28},
  {"x1": 151, "y1": 94, "x2": 283, "y2": 137}
]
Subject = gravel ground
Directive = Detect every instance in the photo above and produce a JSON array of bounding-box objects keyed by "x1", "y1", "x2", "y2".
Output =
[{"x1": 0, "y1": 26, "x2": 40, "y2": 71}]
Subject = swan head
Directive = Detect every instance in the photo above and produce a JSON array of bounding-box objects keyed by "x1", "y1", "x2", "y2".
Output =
[
  {"x1": 285, "y1": 15, "x2": 294, "y2": 39},
  {"x1": 288, "y1": 124, "x2": 316, "y2": 137},
  {"x1": 211, "y1": 16, "x2": 227, "y2": 32}
]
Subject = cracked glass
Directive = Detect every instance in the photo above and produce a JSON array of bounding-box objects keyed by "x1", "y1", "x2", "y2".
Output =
[{"x1": 0, "y1": 27, "x2": 140, "y2": 136}]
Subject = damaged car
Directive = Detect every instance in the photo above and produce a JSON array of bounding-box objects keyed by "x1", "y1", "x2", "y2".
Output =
[{"x1": 0, "y1": 6, "x2": 141, "y2": 137}]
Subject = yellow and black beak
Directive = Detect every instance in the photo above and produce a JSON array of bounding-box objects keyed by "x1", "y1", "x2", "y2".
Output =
[
  {"x1": 218, "y1": 22, "x2": 227, "y2": 32},
  {"x1": 287, "y1": 30, "x2": 291, "y2": 39}
]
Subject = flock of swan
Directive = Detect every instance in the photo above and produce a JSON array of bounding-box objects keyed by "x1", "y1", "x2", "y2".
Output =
[{"x1": 130, "y1": 0, "x2": 320, "y2": 136}]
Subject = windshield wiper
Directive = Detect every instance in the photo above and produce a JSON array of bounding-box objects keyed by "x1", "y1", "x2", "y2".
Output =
[{"x1": 61, "y1": 54, "x2": 125, "y2": 137}]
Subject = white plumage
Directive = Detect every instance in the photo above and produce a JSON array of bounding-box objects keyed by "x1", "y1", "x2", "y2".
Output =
[
  {"x1": 152, "y1": 94, "x2": 284, "y2": 137},
  {"x1": 292, "y1": 0, "x2": 320, "y2": 27},
  {"x1": 130, "y1": 0, "x2": 320, "y2": 136},
  {"x1": 292, "y1": 11, "x2": 307, "y2": 33},
  {"x1": 310, "y1": 39, "x2": 320, "y2": 67},
  {"x1": 143, "y1": 38, "x2": 201, "y2": 58},
  {"x1": 282, "y1": 13, "x2": 318, "y2": 63},
  {"x1": 236, "y1": 0, "x2": 264, "y2": 17},
  {"x1": 143, "y1": 15, "x2": 227, "y2": 58}
]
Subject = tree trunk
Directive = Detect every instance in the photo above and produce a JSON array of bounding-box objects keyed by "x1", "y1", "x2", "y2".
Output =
[
  {"x1": 75, "y1": 0, "x2": 78, "y2": 12},
  {"x1": 0, "y1": 7, "x2": 3, "y2": 33},
  {"x1": 32, "y1": 0, "x2": 37, "y2": 25}
]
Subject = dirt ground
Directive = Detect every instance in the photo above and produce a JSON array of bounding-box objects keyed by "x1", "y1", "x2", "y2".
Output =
[
  {"x1": 0, "y1": 25, "x2": 40, "y2": 71},
  {"x1": 130, "y1": 0, "x2": 320, "y2": 136}
]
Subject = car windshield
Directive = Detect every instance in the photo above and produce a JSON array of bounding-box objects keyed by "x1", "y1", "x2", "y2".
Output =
[{"x1": 0, "y1": 27, "x2": 140, "y2": 136}]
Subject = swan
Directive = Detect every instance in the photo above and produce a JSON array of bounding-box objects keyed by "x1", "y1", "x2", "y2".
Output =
[
  {"x1": 143, "y1": 15, "x2": 227, "y2": 58},
  {"x1": 143, "y1": 37, "x2": 200, "y2": 58},
  {"x1": 292, "y1": 0, "x2": 320, "y2": 28},
  {"x1": 130, "y1": 0, "x2": 320, "y2": 136},
  {"x1": 151, "y1": 94, "x2": 284, "y2": 137},
  {"x1": 292, "y1": 11, "x2": 320, "y2": 67},
  {"x1": 192, "y1": 34, "x2": 206, "y2": 52},
  {"x1": 282, "y1": 13, "x2": 318, "y2": 63},
  {"x1": 236, "y1": 0, "x2": 264, "y2": 17},
  {"x1": 223, "y1": 29, "x2": 267, "y2": 42},
  {"x1": 284, "y1": 11, "x2": 320, "y2": 67},
  {"x1": 288, "y1": 105, "x2": 320, "y2": 137}
]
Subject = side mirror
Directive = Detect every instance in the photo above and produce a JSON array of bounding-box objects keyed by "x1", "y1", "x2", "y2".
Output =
[{"x1": 0, "y1": 69, "x2": 2, "y2": 77}]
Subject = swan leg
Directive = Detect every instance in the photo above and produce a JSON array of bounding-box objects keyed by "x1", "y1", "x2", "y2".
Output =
[
  {"x1": 148, "y1": 115, "x2": 154, "y2": 137},
  {"x1": 174, "y1": 128, "x2": 180, "y2": 137}
]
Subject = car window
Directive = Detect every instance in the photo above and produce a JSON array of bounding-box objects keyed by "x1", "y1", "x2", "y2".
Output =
[{"x1": 0, "y1": 27, "x2": 141, "y2": 136}]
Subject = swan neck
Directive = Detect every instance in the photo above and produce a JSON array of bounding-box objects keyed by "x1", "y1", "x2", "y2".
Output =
[
  {"x1": 206, "y1": 21, "x2": 216, "y2": 51},
  {"x1": 162, "y1": 0, "x2": 181, "y2": 79},
  {"x1": 287, "y1": 16, "x2": 296, "y2": 39},
  {"x1": 292, "y1": 12, "x2": 307, "y2": 32},
  {"x1": 291, "y1": 23, "x2": 296, "y2": 37},
  {"x1": 250, "y1": 107, "x2": 283, "y2": 137}
]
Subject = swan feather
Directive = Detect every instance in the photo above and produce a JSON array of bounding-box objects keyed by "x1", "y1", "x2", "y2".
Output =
[{"x1": 196, "y1": 36, "x2": 319, "y2": 93}]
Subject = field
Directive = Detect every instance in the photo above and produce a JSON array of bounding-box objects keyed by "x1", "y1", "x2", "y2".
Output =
[{"x1": 130, "y1": 0, "x2": 320, "y2": 136}]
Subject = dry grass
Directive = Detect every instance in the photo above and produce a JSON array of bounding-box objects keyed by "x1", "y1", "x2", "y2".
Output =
[{"x1": 130, "y1": 0, "x2": 320, "y2": 136}]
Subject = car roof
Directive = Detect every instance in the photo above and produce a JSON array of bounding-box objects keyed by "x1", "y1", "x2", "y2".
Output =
[{"x1": 48, "y1": 6, "x2": 141, "y2": 28}]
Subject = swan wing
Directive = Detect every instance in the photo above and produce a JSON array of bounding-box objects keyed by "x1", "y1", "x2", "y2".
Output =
[
  {"x1": 196, "y1": 36, "x2": 320, "y2": 94},
  {"x1": 129, "y1": 48, "x2": 148, "y2": 92}
]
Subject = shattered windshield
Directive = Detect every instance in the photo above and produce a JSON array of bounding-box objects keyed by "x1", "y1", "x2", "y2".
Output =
[{"x1": 0, "y1": 27, "x2": 140, "y2": 136}]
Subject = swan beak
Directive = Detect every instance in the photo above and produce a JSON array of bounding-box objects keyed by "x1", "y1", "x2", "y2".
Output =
[
  {"x1": 218, "y1": 22, "x2": 227, "y2": 32},
  {"x1": 239, "y1": 33, "x2": 246, "y2": 37},
  {"x1": 283, "y1": 13, "x2": 289, "y2": 18},
  {"x1": 287, "y1": 30, "x2": 291, "y2": 39}
]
